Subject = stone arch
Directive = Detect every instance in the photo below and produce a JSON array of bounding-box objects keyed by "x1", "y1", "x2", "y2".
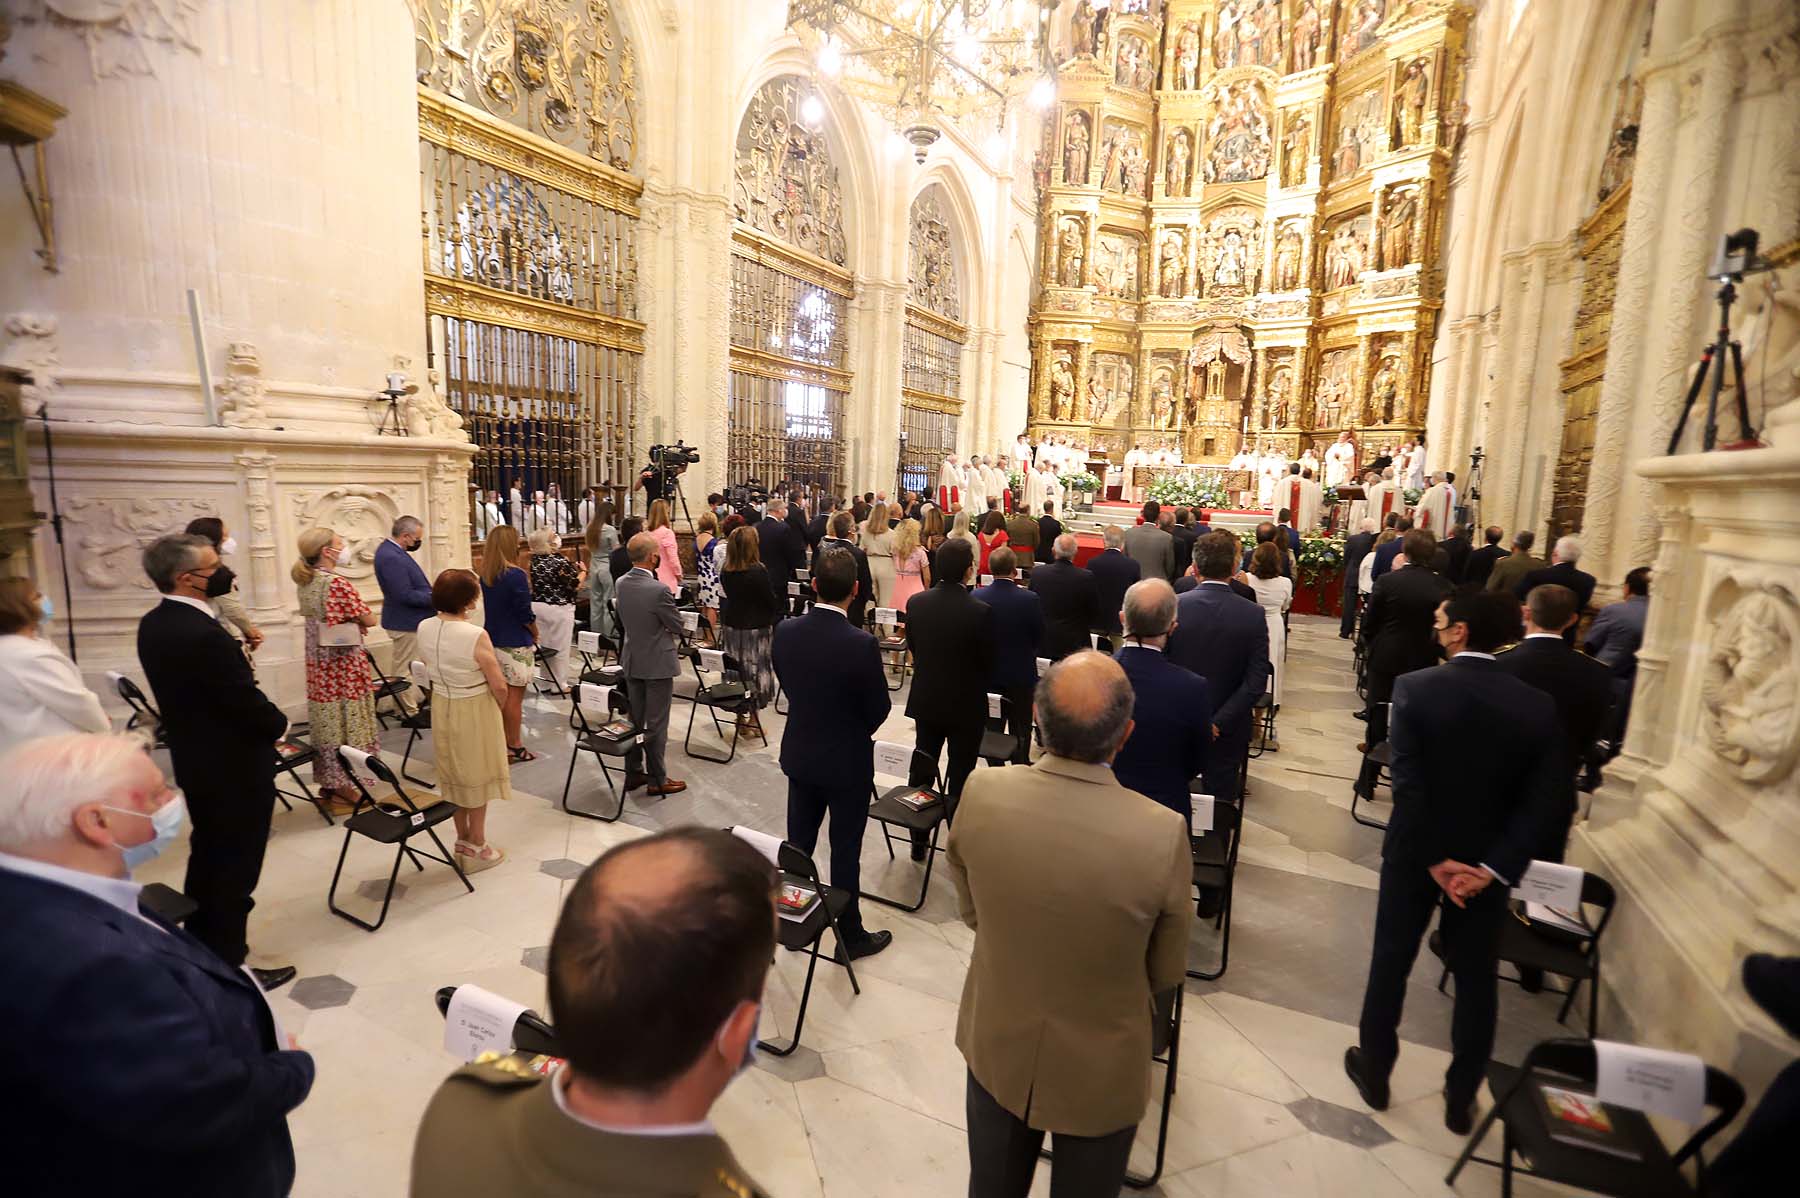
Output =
[{"x1": 909, "y1": 162, "x2": 988, "y2": 323}]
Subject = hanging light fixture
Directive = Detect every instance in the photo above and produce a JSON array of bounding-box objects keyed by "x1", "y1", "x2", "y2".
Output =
[{"x1": 788, "y1": 0, "x2": 1058, "y2": 163}]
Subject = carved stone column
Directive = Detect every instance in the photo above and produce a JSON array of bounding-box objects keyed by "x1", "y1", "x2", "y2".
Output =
[
  {"x1": 1073, "y1": 341, "x2": 1095, "y2": 423},
  {"x1": 234, "y1": 451, "x2": 284, "y2": 623}
]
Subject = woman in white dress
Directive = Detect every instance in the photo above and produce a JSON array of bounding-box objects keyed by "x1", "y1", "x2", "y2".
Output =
[
  {"x1": 860, "y1": 501, "x2": 897, "y2": 605},
  {"x1": 1244, "y1": 541, "x2": 1293, "y2": 721}
]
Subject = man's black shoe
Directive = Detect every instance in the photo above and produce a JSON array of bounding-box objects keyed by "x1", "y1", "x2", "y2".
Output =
[
  {"x1": 910, "y1": 842, "x2": 929, "y2": 863},
  {"x1": 1195, "y1": 887, "x2": 1224, "y2": 919},
  {"x1": 1343, "y1": 1047, "x2": 1390, "y2": 1111},
  {"x1": 1517, "y1": 967, "x2": 1544, "y2": 994},
  {"x1": 1444, "y1": 1088, "x2": 1476, "y2": 1136},
  {"x1": 252, "y1": 965, "x2": 297, "y2": 992},
  {"x1": 1353, "y1": 709, "x2": 1370, "y2": 721},
  {"x1": 838, "y1": 930, "x2": 893, "y2": 961}
]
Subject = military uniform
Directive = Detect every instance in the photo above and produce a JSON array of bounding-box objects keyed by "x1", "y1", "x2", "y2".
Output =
[{"x1": 410, "y1": 1055, "x2": 769, "y2": 1198}]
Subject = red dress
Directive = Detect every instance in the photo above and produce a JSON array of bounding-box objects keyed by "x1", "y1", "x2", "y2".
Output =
[{"x1": 977, "y1": 530, "x2": 1009, "y2": 574}]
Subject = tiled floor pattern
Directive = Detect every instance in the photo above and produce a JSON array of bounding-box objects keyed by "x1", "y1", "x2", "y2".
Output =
[{"x1": 134, "y1": 614, "x2": 1586, "y2": 1196}]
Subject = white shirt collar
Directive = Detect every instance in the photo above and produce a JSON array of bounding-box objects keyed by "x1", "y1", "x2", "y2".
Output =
[
  {"x1": 1200, "y1": 579, "x2": 1233, "y2": 588},
  {"x1": 0, "y1": 850, "x2": 146, "y2": 922},
  {"x1": 1523, "y1": 632, "x2": 1565, "y2": 641},
  {"x1": 163, "y1": 594, "x2": 219, "y2": 619},
  {"x1": 814, "y1": 603, "x2": 848, "y2": 617},
  {"x1": 1454, "y1": 651, "x2": 1497, "y2": 661},
  {"x1": 1125, "y1": 641, "x2": 1164, "y2": 652},
  {"x1": 551, "y1": 1069, "x2": 716, "y2": 1139}
]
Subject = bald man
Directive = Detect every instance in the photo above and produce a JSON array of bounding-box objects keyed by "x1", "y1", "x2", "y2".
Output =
[{"x1": 947, "y1": 652, "x2": 1193, "y2": 1195}]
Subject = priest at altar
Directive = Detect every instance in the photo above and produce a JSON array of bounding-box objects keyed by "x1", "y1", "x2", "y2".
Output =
[
  {"x1": 1363, "y1": 466, "x2": 1402, "y2": 526},
  {"x1": 1012, "y1": 434, "x2": 1032, "y2": 473},
  {"x1": 1257, "y1": 450, "x2": 1287, "y2": 510},
  {"x1": 1345, "y1": 469, "x2": 1380, "y2": 527},
  {"x1": 1123, "y1": 444, "x2": 1149, "y2": 502},
  {"x1": 1413, "y1": 471, "x2": 1455, "y2": 533},
  {"x1": 937, "y1": 454, "x2": 963, "y2": 512},
  {"x1": 1323, "y1": 432, "x2": 1358, "y2": 488},
  {"x1": 964, "y1": 456, "x2": 989, "y2": 514},
  {"x1": 1282, "y1": 463, "x2": 1324, "y2": 531}
]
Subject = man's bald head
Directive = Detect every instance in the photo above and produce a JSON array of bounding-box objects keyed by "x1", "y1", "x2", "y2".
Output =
[
  {"x1": 1034, "y1": 651, "x2": 1135, "y2": 764},
  {"x1": 548, "y1": 829, "x2": 777, "y2": 1092},
  {"x1": 627, "y1": 531, "x2": 660, "y2": 565}
]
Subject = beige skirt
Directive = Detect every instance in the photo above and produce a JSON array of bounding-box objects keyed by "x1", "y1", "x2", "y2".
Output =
[{"x1": 430, "y1": 691, "x2": 514, "y2": 808}]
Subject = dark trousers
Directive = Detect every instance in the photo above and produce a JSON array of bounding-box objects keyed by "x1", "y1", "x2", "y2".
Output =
[
  {"x1": 909, "y1": 715, "x2": 982, "y2": 850},
  {"x1": 997, "y1": 683, "x2": 1034, "y2": 765},
  {"x1": 787, "y1": 777, "x2": 871, "y2": 935},
  {"x1": 1340, "y1": 576, "x2": 1360, "y2": 637},
  {"x1": 624, "y1": 676, "x2": 673, "y2": 782},
  {"x1": 177, "y1": 764, "x2": 275, "y2": 968},
  {"x1": 1358, "y1": 858, "x2": 1506, "y2": 1106},
  {"x1": 965, "y1": 1070, "x2": 1135, "y2": 1198},
  {"x1": 1355, "y1": 671, "x2": 1397, "y2": 794},
  {"x1": 1202, "y1": 721, "x2": 1249, "y2": 804}
]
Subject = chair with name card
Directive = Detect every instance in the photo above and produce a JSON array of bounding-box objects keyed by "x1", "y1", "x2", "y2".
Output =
[
  {"x1": 863, "y1": 742, "x2": 949, "y2": 912},
  {"x1": 872, "y1": 606, "x2": 909, "y2": 692},
  {"x1": 531, "y1": 643, "x2": 567, "y2": 699},
  {"x1": 362, "y1": 648, "x2": 416, "y2": 730},
  {"x1": 978, "y1": 692, "x2": 1020, "y2": 768},
  {"x1": 571, "y1": 629, "x2": 625, "y2": 727},
  {"x1": 1186, "y1": 786, "x2": 1244, "y2": 981},
  {"x1": 560, "y1": 682, "x2": 640, "y2": 823},
  {"x1": 433, "y1": 984, "x2": 563, "y2": 1060},
  {"x1": 1351, "y1": 701, "x2": 1395, "y2": 830},
  {"x1": 681, "y1": 646, "x2": 758, "y2": 764},
  {"x1": 785, "y1": 576, "x2": 813, "y2": 619},
  {"x1": 108, "y1": 671, "x2": 167, "y2": 748},
  {"x1": 272, "y1": 732, "x2": 333, "y2": 822},
  {"x1": 396, "y1": 660, "x2": 436, "y2": 790},
  {"x1": 1445, "y1": 1037, "x2": 1743, "y2": 1198},
  {"x1": 728, "y1": 826, "x2": 861, "y2": 1058},
  {"x1": 1430, "y1": 865, "x2": 1617, "y2": 1041},
  {"x1": 327, "y1": 746, "x2": 472, "y2": 932}
]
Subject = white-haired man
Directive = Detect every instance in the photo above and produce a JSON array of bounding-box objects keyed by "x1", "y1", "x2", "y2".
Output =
[
  {"x1": 1340, "y1": 515, "x2": 1381, "y2": 639},
  {"x1": 1513, "y1": 535, "x2": 1597, "y2": 641},
  {"x1": 1413, "y1": 471, "x2": 1454, "y2": 534},
  {"x1": 0, "y1": 733, "x2": 315, "y2": 1196}
]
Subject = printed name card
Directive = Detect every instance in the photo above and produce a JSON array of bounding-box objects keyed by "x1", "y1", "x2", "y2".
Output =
[
  {"x1": 987, "y1": 692, "x2": 1003, "y2": 719},
  {"x1": 577, "y1": 631, "x2": 601, "y2": 655},
  {"x1": 873, "y1": 740, "x2": 912, "y2": 779},
  {"x1": 1090, "y1": 632, "x2": 1105, "y2": 649},
  {"x1": 407, "y1": 660, "x2": 430, "y2": 690},
  {"x1": 444, "y1": 984, "x2": 529, "y2": 1063},
  {"x1": 787, "y1": 581, "x2": 803, "y2": 596},
  {"x1": 1510, "y1": 860, "x2": 1584, "y2": 909},
  {"x1": 1593, "y1": 1040, "x2": 1706, "y2": 1125},
  {"x1": 1035, "y1": 657, "x2": 1052, "y2": 676},
  {"x1": 680, "y1": 610, "x2": 699, "y2": 633},
  {"x1": 697, "y1": 648, "x2": 727, "y2": 674},
  {"x1": 980, "y1": 574, "x2": 994, "y2": 587},
  {"x1": 578, "y1": 682, "x2": 616, "y2": 715},
  {"x1": 730, "y1": 825, "x2": 783, "y2": 867},
  {"x1": 1189, "y1": 793, "x2": 1215, "y2": 836},
  {"x1": 875, "y1": 607, "x2": 898, "y2": 625}
]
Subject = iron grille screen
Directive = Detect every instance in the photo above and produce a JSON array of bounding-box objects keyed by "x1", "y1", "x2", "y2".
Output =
[{"x1": 900, "y1": 404, "x2": 959, "y2": 497}]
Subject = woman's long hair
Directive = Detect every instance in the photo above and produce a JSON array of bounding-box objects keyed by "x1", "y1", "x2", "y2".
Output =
[
  {"x1": 291, "y1": 527, "x2": 336, "y2": 586},
  {"x1": 583, "y1": 499, "x2": 616, "y2": 556},
  {"x1": 479, "y1": 524, "x2": 522, "y2": 586},
  {"x1": 980, "y1": 510, "x2": 1006, "y2": 536},
  {"x1": 725, "y1": 525, "x2": 762, "y2": 571},
  {"x1": 1251, "y1": 541, "x2": 1282, "y2": 580},
  {"x1": 647, "y1": 498, "x2": 671, "y2": 532},
  {"x1": 892, "y1": 518, "x2": 921, "y2": 564}
]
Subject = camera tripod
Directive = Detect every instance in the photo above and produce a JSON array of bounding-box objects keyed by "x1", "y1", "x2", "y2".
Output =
[{"x1": 1667, "y1": 277, "x2": 1758, "y2": 454}]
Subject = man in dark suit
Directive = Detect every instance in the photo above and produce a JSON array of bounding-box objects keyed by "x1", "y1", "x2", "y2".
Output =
[
  {"x1": 0, "y1": 734, "x2": 315, "y2": 1195},
  {"x1": 1340, "y1": 517, "x2": 1379, "y2": 638},
  {"x1": 1036, "y1": 501, "x2": 1064, "y2": 564},
  {"x1": 1585, "y1": 566, "x2": 1651, "y2": 755},
  {"x1": 1461, "y1": 526, "x2": 1509, "y2": 590},
  {"x1": 1243, "y1": 521, "x2": 1295, "y2": 580},
  {"x1": 974, "y1": 547, "x2": 1044, "y2": 764},
  {"x1": 1087, "y1": 525, "x2": 1141, "y2": 642},
  {"x1": 618, "y1": 534, "x2": 687, "y2": 796},
  {"x1": 1167, "y1": 530, "x2": 1270, "y2": 805},
  {"x1": 1029, "y1": 533, "x2": 1102, "y2": 659},
  {"x1": 1369, "y1": 516, "x2": 1414, "y2": 583},
  {"x1": 1111, "y1": 579, "x2": 1210, "y2": 823},
  {"x1": 773, "y1": 547, "x2": 894, "y2": 959},
  {"x1": 804, "y1": 497, "x2": 836, "y2": 549},
  {"x1": 136, "y1": 534, "x2": 292, "y2": 984},
  {"x1": 1514, "y1": 535, "x2": 1597, "y2": 630},
  {"x1": 1355, "y1": 531, "x2": 1453, "y2": 797},
  {"x1": 1169, "y1": 508, "x2": 1200, "y2": 576},
  {"x1": 812, "y1": 511, "x2": 873, "y2": 627},
  {"x1": 1124, "y1": 501, "x2": 1176, "y2": 582},
  {"x1": 903, "y1": 537, "x2": 994, "y2": 857},
  {"x1": 784, "y1": 492, "x2": 810, "y2": 546},
  {"x1": 757, "y1": 498, "x2": 806, "y2": 618},
  {"x1": 1345, "y1": 590, "x2": 1562, "y2": 1135},
  {"x1": 1276, "y1": 509, "x2": 1302, "y2": 567},
  {"x1": 1441, "y1": 524, "x2": 1473, "y2": 584}
]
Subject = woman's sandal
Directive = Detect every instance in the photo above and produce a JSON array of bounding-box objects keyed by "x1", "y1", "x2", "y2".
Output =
[{"x1": 508, "y1": 745, "x2": 539, "y2": 763}]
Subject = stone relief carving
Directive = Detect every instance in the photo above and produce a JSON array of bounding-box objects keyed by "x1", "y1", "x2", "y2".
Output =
[
  {"x1": 216, "y1": 341, "x2": 270, "y2": 429},
  {"x1": 1202, "y1": 208, "x2": 1260, "y2": 295},
  {"x1": 393, "y1": 354, "x2": 466, "y2": 440},
  {"x1": 1213, "y1": 0, "x2": 1281, "y2": 70},
  {"x1": 1114, "y1": 32, "x2": 1155, "y2": 90},
  {"x1": 732, "y1": 77, "x2": 847, "y2": 266},
  {"x1": 1291, "y1": 0, "x2": 1325, "y2": 71},
  {"x1": 1701, "y1": 585, "x2": 1800, "y2": 783},
  {"x1": 1324, "y1": 213, "x2": 1372, "y2": 289},
  {"x1": 1204, "y1": 79, "x2": 1271, "y2": 184},
  {"x1": 1087, "y1": 353, "x2": 1134, "y2": 426},
  {"x1": 65, "y1": 496, "x2": 218, "y2": 590},
  {"x1": 3, "y1": 312, "x2": 58, "y2": 417},
  {"x1": 907, "y1": 189, "x2": 962, "y2": 322},
  {"x1": 1341, "y1": 0, "x2": 1388, "y2": 59},
  {"x1": 1093, "y1": 231, "x2": 1141, "y2": 300},
  {"x1": 1098, "y1": 118, "x2": 1147, "y2": 196},
  {"x1": 289, "y1": 487, "x2": 401, "y2": 582},
  {"x1": 15, "y1": 0, "x2": 200, "y2": 79},
  {"x1": 1331, "y1": 84, "x2": 1386, "y2": 179}
]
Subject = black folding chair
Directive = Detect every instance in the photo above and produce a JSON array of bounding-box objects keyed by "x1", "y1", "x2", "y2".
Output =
[
  {"x1": 1351, "y1": 738, "x2": 1393, "y2": 830},
  {"x1": 1187, "y1": 787, "x2": 1244, "y2": 981},
  {"x1": 108, "y1": 671, "x2": 166, "y2": 747},
  {"x1": 396, "y1": 660, "x2": 436, "y2": 790},
  {"x1": 979, "y1": 692, "x2": 1019, "y2": 767},
  {"x1": 1040, "y1": 986, "x2": 1184, "y2": 1189},
  {"x1": 731, "y1": 829, "x2": 861, "y2": 1058},
  {"x1": 531, "y1": 644, "x2": 567, "y2": 698},
  {"x1": 1247, "y1": 687, "x2": 1277, "y2": 757},
  {"x1": 1446, "y1": 1038, "x2": 1744, "y2": 1197},
  {"x1": 575, "y1": 628, "x2": 621, "y2": 678},
  {"x1": 864, "y1": 744, "x2": 949, "y2": 912},
  {"x1": 872, "y1": 606, "x2": 909, "y2": 692},
  {"x1": 1432, "y1": 869, "x2": 1618, "y2": 1041},
  {"x1": 681, "y1": 647, "x2": 758, "y2": 764},
  {"x1": 433, "y1": 984, "x2": 563, "y2": 1059},
  {"x1": 363, "y1": 649, "x2": 415, "y2": 730},
  {"x1": 140, "y1": 881, "x2": 199, "y2": 926},
  {"x1": 273, "y1": 733, "x2": 333, "y2": 823},
  {"x1": 327, "y1": 747, "x2": 472, "y2": 932},
  {"x1": 561, "y1": 682, "x2": 639, "y2": 823}
]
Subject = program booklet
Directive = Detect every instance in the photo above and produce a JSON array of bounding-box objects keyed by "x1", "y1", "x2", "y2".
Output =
[
  {"x1": 1533, "y1": 1081, "x2": 1641, "y2": 1160},
  {"x1": 894, "y1": 789, "x2": 940, "y2": 811},
  {"x1": 776, "y1": 881, "x2": 820, "y2": 922}
]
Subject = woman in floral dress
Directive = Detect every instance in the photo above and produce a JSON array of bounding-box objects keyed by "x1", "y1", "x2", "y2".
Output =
[
  {"x1": 292, "y1": 526, "x2": 380, "y2": 811},
  {"x1": 694, "y1": 509, "x2": 725, "y2": 639}
]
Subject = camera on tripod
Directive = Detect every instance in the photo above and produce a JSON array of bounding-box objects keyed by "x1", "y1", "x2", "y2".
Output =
[{"x1": 649, "y1": 441, "x2": 700, "y2": 468}]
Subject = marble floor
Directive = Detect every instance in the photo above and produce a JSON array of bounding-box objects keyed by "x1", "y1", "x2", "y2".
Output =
[{"x1": 135, "y1": 614, "x2": 1587, "y2": 1197}]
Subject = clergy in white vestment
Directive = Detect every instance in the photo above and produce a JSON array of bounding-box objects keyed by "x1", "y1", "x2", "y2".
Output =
[
  {"x1": 984, "y1": 458, "x2": 1011, "y2": 512},
  {"x1": 1345, "y1": 470, "x2": 1381, "y2": 528},
  {"x1": 1364, "y1": 467, "x2": 1402, "y2": 527},
  {"x1": 1403, "y1": 441, "x2": 1428, "y2": 489},
  {"x1": 475, "y1": 492, "x2": 504, "y2": 539},
  {"x1": 1022, "y1": 463, "x2": 1047, "y2": 514},
  {"x1": 1280, "y1": 465, "x2": 1324, "y2": 531},
  {"x1": 575, "y1": 490, "x2": 597, "y2": 533},
  {"x1": 1297, "y1": 449, "x2": 1321, "y2": 480},
  {"x1": 1323, "y1": 433, "x2": 1357, "y2": 488},
  {"x1": 1413, "y1": 472, "x2": 1455, "y2": 533},
  {"x1": 544, "y1": 485, "x2": 570, "y2": 535},
  {"x1": 965, "y1": 457, "x2": 989, "y2": 514},
  {"x1": 1012, "y1": 434, "x2": 1033, "y2": 473},
  {"x1": 937, "y1": 454, "x2": 963, "y2": 512},
  {"x1": 1257, "y1": 452, "x2": 1286, "y2": 510}
]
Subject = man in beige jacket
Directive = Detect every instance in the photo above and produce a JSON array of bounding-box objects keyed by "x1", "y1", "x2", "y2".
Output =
[{"x1": 946, "y1": 651, "x2": 1194, "y2": 1196}]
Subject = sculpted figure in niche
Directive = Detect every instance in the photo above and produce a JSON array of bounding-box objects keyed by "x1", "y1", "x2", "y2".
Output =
[
  {"x1": 1214, "y1": 1, "x2": 1242, "y2": 68},
  {"x1": 1116, "y1": 36, "x2": 1142, "y2": 88},
  {"x1": 1250, "y1": 0, "x2": 1283, "y2": 69},
  {"x1": 1071, "y1": 0, "x2": 1095, "y2": 56},
  {"x1": 1063, "y1": 111, "x2": 1090, "y2": 184},
  {"x1": 1214, "y1": 230, "x2": 1247, "y2": 289},
  {"x1": 1333, "y1": 123, "x2": 1361, "y2": 178},
  {"x1": 1346, "y1": 0, "x2": 1386, "y2": 56},
  {"x1": 1701, "y1": 589, "x2": 1800, "y2": 782},
  {"x1": 1165, "y1": 130, "x2": 1192, "y2": 196},
  {"x1": 1268, "y1": 368, "x2": 1291, "y2": 428},
  {"x1": 1152, "y1": 373, "x2": 1177, "y2": 429},
  {"x1": 1175, "y1": 22, "x2": 1201, "y2": 89},
  {"x1": 1158, "y1": 231, "x2": 1185, "y2": 297},
  {"x1": 1281, "y1": 115, "x2": 1311, "y2": 188},
  {"x1": 1205, "y1": 82, "x2": 1271, "y2": 184},
  {"x1": 1292, "y1": 0, "x2": 1322, "y2": 71},
  {"x1": 1273, "y1": 223, "x2": 1304, "y2": 291},
  {"x1": 1050, "y1": 357, "x2": 1076, "y2": 421},
  {"x1": 1371, "y1": 357, "x2": 1401, "y2": 423},
  {"x1": 1394, "y1": 59, "x2": 1431, "y2": 148},
  {"x1": 1381, "y1": 190, "x2": 1419, "y2": 268},
  {"x1": 1123, "y1": 138, "x2": 1148, "y2": 196},
  {"x1": 1057, "y1": 219, "x2": 1085, "y2": 286},
  {"x1": 1099, "y1": 125, "x2": 1130, "y2": 191}
]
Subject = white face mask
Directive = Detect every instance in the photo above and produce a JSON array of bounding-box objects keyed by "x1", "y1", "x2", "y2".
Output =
[{"x1": 219, "y1": 536, "x2": 238, "y2": 556}]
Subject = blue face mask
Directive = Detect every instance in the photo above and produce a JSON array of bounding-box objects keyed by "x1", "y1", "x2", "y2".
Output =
[
  {"x1": 105, "y1": 793, "x2": 187, "y2": 872},
  {"x1": 37, "y1": 594, "x2": 53, "y2": 621}
]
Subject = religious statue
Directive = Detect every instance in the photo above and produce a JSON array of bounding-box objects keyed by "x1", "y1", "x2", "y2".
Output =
[
  {"x1": 1174, "y1": 22, "x2": 1201, "y2": 90},
  {"x1": 1063, "y1": 111, "x2": 1090, "y2": 185},
  {"x1": 1070, "y1": 0, "x2": 1096, "y2": 57},
  {"x1": 1050, "y1": 357, "x2": 1076, "y2": 421},
  {"x1": 1151, "y1": 375, "x2": 1177, "y2": 429},
  {"x1": 1088, "y1": 378, "x2": 1116, "y2": 424},
  {"x1": 1158, "y1": 230, "x2": 1185, "y2": 297},
  {"x1": 1371, "y1": 357, "x2": 1402, "y2": 424},
  {"x1": 1292, "y1": 0, "x2": 1322, "y2": 71},
  {"x1": 1273, "y1": 222, "x2": 1303, "y2": 291},
  {"x1": 1332, "y1": 123, "x2": 1361, "y2": 178},
  {"x1": 1116, "y1": 36, "x2": 1143, "y2": 88},
  {"x1": 1268, "y1": 369, "x2": 1291, "y2": 428},
  {"x1": 1057, "y1": 218, "x2": 1085, "y2": 287},
  {"x1": 1597, "y1": 122, "x2": 1639, "y2": 201},
  {"x1": 1123, "y1": 139, "x2": 1148, "y2": 197},
  {"x1": 1214, "y1": 229, "x2": 1247, "y2": 289},
  {"x1": 1250, "y1": 0, "x2": 1283, "y2": 69},
  {"x1": 1346, "y1": 0, "x2": 1385, "y2": 56},
  {"x1": 1393, "y1": 59, "x2": 1430, "y2": 148},
  {"x1": 1280, "y1": 115, "x2": 1311, "y2": 188},
  {"x1": 1100, "y1": 125, "x2": 1130, "y2": 191},
  {"x1": 1214, "y1": 1, "x2": 1242, "y2": 68},
  {"x1": 1204, "y1": 81, "x2": 1271, "y2": 184},
  {"x1": 1380, "y1": 189, "x2": 1418, "y2": 268},
  {"x1": 1164, "y1": 130, "x2": 1191, "y2": 197},
  {"x1": 1701, "y1": 588, "x2": 1800, "y2": 783}
]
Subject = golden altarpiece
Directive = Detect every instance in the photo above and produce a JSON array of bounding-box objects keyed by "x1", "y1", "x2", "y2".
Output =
[
  {"x1": 1026, "y1": 0, "x2": 1466, "y2": 465},
  {"x1": 414, "y1": 0, "x2": 645, "y2": 521}
]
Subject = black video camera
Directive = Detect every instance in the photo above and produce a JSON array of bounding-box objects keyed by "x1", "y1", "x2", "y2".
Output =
[{"x1": 649, "y1": 441, "x2": 700, "y2": 467}]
